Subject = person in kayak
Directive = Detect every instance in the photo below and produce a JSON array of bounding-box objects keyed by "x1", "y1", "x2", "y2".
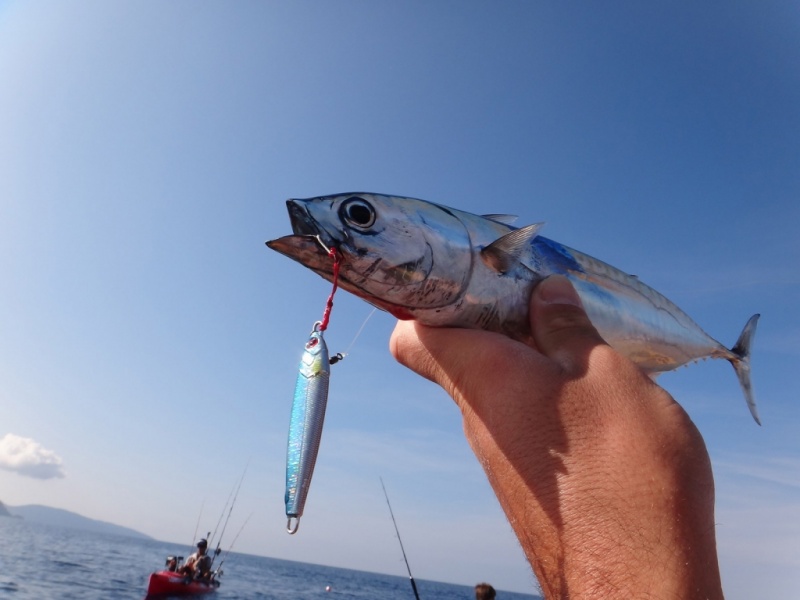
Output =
[
  {"x1": 179, "y1": 539, "x2": 213, "y2": 581},
  {"x1": 390, "y1": 275, "x2": 723, "y2": 599},
  {"x1": 165, "y1": 556, "x2": 178, "y2": 572}
]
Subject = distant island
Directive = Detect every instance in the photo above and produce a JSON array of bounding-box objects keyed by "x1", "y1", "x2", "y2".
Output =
[
  {"x1": 0, "y1": 500, "x2": 16, "y2": 518},
  {"x1": 0, "y1": 499, "x2": 152, "y2": 540}
]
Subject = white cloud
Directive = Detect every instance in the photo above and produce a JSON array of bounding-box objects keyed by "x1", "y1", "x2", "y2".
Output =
[
  {"x1": 716, "y1": 455, "x2": 800, "y2": 490},
  {"x1": 0, "y1": 433, "x2": 65, "y2": 480}
]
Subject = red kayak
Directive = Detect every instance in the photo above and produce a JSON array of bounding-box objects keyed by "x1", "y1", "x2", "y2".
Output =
[{"x1": 146, "y1": 570, "x2": 220, "y2": 596}]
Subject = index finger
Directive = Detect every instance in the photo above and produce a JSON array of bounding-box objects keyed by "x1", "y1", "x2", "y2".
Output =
[{"x1": 390, "y1": 318, "x2": 559, "y2": 414}]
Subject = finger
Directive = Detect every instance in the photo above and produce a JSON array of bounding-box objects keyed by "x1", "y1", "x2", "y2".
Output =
[
  {"x1": 530, "y1": 275, "x2": 609, "y2": 373},
  {"x1": 389, "y1": 319, "x2": 447, "y2": 385},
  {"x1": 390, "y1": 318, "x2": 551, "y2": 409},
  {"x1": 390, "y1": 319, "x2": 513, "y2": 386}
]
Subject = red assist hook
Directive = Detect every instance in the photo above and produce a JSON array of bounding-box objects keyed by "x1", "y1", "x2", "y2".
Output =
[{"x1": 317, "y1": 247, "x2": 341, "y2": 332}]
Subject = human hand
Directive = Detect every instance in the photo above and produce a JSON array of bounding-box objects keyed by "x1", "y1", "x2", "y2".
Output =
[{"x1": 390, "y1": 275, "x2": 723, "y2": 599}]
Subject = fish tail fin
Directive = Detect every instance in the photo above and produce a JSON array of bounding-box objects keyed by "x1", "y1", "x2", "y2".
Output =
[{"x1": 729, "y1": 313, "x2": 761, "y2": 425}]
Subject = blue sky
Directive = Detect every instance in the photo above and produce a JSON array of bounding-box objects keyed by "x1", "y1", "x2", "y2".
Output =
[{"x1": 1, "y1": 2, "x2": 798, "y2": 597}]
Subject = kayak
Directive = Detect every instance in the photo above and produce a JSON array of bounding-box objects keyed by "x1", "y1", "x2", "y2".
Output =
[{"x1": 146, "y1": 570, "x2": 220, "y2": 596}]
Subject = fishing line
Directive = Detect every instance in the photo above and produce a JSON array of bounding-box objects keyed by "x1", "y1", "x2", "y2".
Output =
[
  {"x1": 345, "y1": 308, "x2": 377, "y2": 355},
  {"x1": 330, "y1": 307, "x2": 377, "y2": 365}
]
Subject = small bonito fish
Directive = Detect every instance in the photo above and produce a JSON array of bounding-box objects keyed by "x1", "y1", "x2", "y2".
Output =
[
  {"x1": 285, "y1": 323, "x2": 331, "y2": 534},
  {"x1": 267, "y1": 193, "x2": 761, "y2": 424}
]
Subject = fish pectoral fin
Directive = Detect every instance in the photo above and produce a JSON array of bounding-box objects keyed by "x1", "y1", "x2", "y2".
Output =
[
  {"x1": 482, "y1": 213, "x2": 519, "y2": 225},
  {"x1": 480, "y1": 223, "x2": 545, "y2": 274}
]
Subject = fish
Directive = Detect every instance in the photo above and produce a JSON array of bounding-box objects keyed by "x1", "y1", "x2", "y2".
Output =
[
  {"x1": 267, "y1": 192, "x2": 761, "y2": 424},
  {"x1": 285, "y1": 323, "x2": 331, "y2": 534}
]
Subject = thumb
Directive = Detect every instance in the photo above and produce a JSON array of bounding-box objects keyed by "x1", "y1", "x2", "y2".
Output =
[{"x1": 530, "y1": 275, "x2": 608, "y2": 372}]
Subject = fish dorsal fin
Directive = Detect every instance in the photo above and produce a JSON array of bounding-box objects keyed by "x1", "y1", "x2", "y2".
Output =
[
  {"x1": 482, "y1": 214, "x2": 518, "y2": 225},
  {"x1": 480, "y1": 223, "x2": 545, "y2": 274}
]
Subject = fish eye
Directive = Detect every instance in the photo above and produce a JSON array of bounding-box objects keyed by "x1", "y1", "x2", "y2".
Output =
[{"x1": 340, "y1": 197, "x2": 376, "y2": 229}]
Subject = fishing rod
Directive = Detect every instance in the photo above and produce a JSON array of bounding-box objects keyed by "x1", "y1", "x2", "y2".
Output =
[
  {"x1": 210, "y1": 462, "x2": 249, "y2": 567},
  {"x1": 209, "y1": 462, "x2": 248, "y2": 546},
  {"x1": 213, "y1": 511, "x2": 254, "y2": 577},
  {"x1": 380, "y1": 477, "x2": 421, "y2": 600},
  {"x1": 189, "y1": 499, "x2": 205, "y2": 554},
  {"x1": 209, "y1": 474, "x2": 239, "y2": 548}
]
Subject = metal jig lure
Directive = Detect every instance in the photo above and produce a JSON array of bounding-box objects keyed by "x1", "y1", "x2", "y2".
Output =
[{"x1": 284, "y1": 246, "x2": 342, "y2": 534}]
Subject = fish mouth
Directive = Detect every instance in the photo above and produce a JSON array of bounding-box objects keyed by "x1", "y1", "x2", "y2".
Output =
[
  {"x1": 266, "y1": 200, "x2": 339, "y2": 273},
  {"x1": 266, "y1": 200, "x2": 403, "y2": 315},
  {"x1": 285, "y1": 200, "x2": 317, "y2": 236},
  {"x1": 286, "y1": 200, "x2": 340, "y2": 251},
  {"x1": 267, "y1": 232, "x2": 411, "y2": 318}
]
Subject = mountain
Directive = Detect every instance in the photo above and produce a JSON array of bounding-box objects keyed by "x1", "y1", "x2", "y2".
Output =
[
  {"x1": 4, "y1": 503, "x2": 153, "y2": 540},
  {"x1": 0, "y1": 500, "x2": 13, "y2": 517}
]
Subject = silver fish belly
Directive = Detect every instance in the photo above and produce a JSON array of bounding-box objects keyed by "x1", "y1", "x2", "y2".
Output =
[
  {"x1": 285, "y1": 325, "x2": 330, "y2": 534},
  {"x1": 267, "y1": 193, "x2": 761, "y2": 424}
]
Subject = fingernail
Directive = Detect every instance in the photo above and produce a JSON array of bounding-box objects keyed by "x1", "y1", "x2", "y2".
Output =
[{"x1": 535, "y1": 275, "x2": 583, "y2": 307}]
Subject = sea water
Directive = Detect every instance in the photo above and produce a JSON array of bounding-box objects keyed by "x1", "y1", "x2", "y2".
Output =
[{"x1": 0, "y1": 518, "x2": 540, "y2": 599}]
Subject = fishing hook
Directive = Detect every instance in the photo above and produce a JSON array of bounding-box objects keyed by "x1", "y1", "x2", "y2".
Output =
[{"x1": 314, "y1": 235, "x2": 334, "y2": 255}]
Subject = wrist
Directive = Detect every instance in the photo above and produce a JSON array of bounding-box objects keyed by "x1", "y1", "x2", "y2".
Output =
[{"x1": 464, "y1": 401, "x2": 723, "y2": 599}]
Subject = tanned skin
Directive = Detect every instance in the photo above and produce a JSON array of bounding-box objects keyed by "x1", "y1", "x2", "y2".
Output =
[{"x1": 390, "y1": 275, "x2": 723, "y2": 599}]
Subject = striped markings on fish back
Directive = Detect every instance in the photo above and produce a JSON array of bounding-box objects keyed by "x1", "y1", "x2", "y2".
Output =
[{"x1": 566, "y1": 245, "x2": 705, "y2": 332}]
